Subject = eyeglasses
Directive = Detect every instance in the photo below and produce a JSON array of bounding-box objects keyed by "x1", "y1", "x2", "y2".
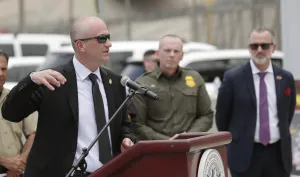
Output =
[
  {"x1": 74, "y1": 34, "x2": 110, "y2": 44},
  {"x1": 249, "y1": 43, "x2": 273, "y2": 50}
]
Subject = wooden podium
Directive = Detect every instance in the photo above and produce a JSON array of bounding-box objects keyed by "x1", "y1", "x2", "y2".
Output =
[{"x1": 89, "y1": 132, "x2": 232, "y2": 177}]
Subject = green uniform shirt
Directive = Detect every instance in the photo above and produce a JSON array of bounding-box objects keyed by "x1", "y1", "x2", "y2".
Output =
[{"x1": 132, "y1": 66, "x2": 214, "y2": 141}]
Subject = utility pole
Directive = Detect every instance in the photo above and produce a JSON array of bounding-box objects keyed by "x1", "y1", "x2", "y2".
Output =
[
  {"x1": 18, "y1": 0, "x2": 25, "y2": 33},
  {"x1": 95, "y1": 0, "x2": 102, "y2": 17},
  {"x1": 205, "y1": 0, "x2": 215, "y2": 44},
  {"x1": 189, "y1": 0, "x2": 198, "y2": 41},
  {"x1": 251, "y1": 0, "x2": 257, "y2": 29},
  {"x1": 69, "y1": 0, "x2": 73, "y2": 27},
  {"x1": 125, "y1": 0, "x2": 132, "y2": 40}
]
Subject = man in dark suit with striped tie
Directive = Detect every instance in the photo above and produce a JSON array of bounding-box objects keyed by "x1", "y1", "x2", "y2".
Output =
[{"x1": 216, "y1": 27, "x2": 296, "y2": 177}]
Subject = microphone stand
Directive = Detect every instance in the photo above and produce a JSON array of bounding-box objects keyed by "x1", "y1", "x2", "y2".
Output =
[{"x1": 66, "y1": 90, "x2": 137, "y2": 177}]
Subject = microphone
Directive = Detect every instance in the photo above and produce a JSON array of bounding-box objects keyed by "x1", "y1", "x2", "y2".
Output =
[{"x1": 121, "y1": 76, "x2": 159, "y2": 101}]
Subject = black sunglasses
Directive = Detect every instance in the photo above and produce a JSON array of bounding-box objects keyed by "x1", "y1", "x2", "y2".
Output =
[
  {"x1": 74, "y1": 34, "x2": 110, "y2": 44},
  {"x1": 249, "y1": 43, "x2": 273, "y2": 50}
]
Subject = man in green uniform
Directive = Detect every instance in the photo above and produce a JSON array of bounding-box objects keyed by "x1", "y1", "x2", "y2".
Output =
[{"x1": 132, "y1": 34, "x2": 214, "y2": 141}]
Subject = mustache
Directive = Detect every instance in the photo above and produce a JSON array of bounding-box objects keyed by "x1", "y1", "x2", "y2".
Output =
[{"x1": 255, "y1": 53, "x2": 265, "y2": 57}]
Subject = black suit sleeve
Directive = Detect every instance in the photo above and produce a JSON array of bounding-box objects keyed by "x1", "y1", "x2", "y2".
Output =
[
  {"x1": 288, "y1": 73, "x2": 296, "y2": 124},
  {"x1": 216, "y1": 71, "x2": 233, "y2": 131},
  {"x1": 2, "y1": 75, "x2": 43, "y2": 122}
]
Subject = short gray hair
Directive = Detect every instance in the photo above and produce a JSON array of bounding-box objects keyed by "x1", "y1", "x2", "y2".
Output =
[
  {"x1": 159, "y1": 34, "x2": 184, "y2": 49},
  {"x1": 250, "y1": 27, "x2": 275, "y2": 43},
  {"x1": 69, "y1": 17, "x2": 93, "y2": 50}
]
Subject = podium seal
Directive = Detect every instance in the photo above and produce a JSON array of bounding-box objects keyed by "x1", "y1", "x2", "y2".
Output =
[{"x1": 197, "y1": 149, "x2": 225, "y2": 177}]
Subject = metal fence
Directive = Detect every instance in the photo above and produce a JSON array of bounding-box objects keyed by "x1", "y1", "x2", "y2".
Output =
[
  {"x1": 2, "y1": 0, "x2": 281, "y2": 49},
  {"x1": 104, "y1": 0, "x2": 281, "y2": 49}
]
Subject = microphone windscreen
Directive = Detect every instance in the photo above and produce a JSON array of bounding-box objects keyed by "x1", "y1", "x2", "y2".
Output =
[{"x1": 120, "y1": 76, "x2": 130, "y2": 87}]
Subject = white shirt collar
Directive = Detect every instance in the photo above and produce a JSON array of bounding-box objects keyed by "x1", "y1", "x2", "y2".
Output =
[
  {"x1": 250, "y1": 59, "x2": 273, "y2": 75},
  {"x1": 72, "y1": 56, "x2": 102, "y2": 81}
]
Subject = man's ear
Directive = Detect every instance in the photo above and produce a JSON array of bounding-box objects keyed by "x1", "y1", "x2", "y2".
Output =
[
  {"x1": 272, "y1": 43, "x2": 277, "y2": 53},
  {"x1": 75, "y1": 40, "x2": 85, "y2": 52},
  {"x1": 155, "y1": 50, "x2": 160, "y2": 61},
  {"x1": 179, "y1": 51, "x2": 184, "y2": 61}
]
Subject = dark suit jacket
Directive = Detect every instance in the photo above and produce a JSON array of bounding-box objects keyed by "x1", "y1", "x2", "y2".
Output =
[
  {"x1": 216, "y1": 61, "x2": 296, "y2": 173},
  {"x1": 1, "y1": 61, "x2": 135, "y2": 177}
]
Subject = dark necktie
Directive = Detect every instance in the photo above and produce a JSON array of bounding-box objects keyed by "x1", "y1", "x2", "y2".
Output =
[
  {"x1": 88, "y1": 73, "x2": 112, "y2": 163},
  {"x1": 258, "y1": 72, "x2": 270, "y2": 146}
]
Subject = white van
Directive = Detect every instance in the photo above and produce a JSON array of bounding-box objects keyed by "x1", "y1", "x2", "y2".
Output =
[
  {"x1": 121, "y1": 42, "x2": 217, "y2": 79},
  {"x1": 38, "y1": 41, "x2": 160, "y2": 73},
  {"x1": 127, "y1": 42, "x2": 217, "y2": 62},
  {"x1": 15, "y1": 33, "x2": 71, "y2": 57},
  {"x1": 0, "y1": 33, "x2": 17, "y2": 57},
  {"x1": 0, "y1": 33, "x2": 71, "y2": 58},
  {"x1": 180, "y1": 49, "x2": 284, "y2": 99},
  {"x1": 40, "y1": 41, "x2": 217, "y2": 74},
  {"x1": 4, "y1": 57, "x2": 45, "y2": 90}
]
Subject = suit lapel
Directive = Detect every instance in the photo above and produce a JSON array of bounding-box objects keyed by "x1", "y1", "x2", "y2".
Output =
[
  {"x1": 273, "y1": 65, "x2": 282, "y2": 110},
  {"x1": 100, "y1": 68, "x2": 115, "y2": 119},
  {"x1": 64, "y1": 60, "x2": 79, "y2": 123},
  {"x1": 63, "y1": 63, "x2": 116, "y2": 126},
  {"x1": 100, "y1": 68, "x2": 116, "y2": 141},
  {"x1": 244, "y1": 62, "x2": 257, "y2": 106}
]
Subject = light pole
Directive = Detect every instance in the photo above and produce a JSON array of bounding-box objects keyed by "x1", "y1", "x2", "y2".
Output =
[
  {"x1": 18, "y1": 0, "x2": 24, "y2": 33},
  {"x1": 189, "y1": 0, "x2": 198, "y2": 41},
  {"x1": 69, "y1": 0, "x2": 73, "y2": 27},
  {"x1": 205, "y1": 0, "x2": 215, "y2": 44},
  {"x1": 125, "y1": 0, "x2": 132, "y2": 40}
]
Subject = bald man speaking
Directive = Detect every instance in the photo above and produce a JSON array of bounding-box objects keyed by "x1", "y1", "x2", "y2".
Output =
[{"x1": 1, "y1": 16, "x2": 135, "y2": 177}]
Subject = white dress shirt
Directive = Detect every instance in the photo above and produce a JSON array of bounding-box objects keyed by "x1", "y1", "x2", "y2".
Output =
[
  {"x1": 73, "y1": 57, "x2": 112, "y2": 172},
  {"x1": 250, "y1": 60, "x2": 280, "y2": 144}
]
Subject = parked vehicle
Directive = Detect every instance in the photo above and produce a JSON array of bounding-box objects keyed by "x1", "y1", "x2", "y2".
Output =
[
  {"x1": 0, "y1": 33, "x2": 71, "y2": 58},
  {"x1": 40, "y1": 41, "x2": 217, "y2": 74},
  {"x1": 4, "y1": 58, "x2": 45, "y2": 90},
  {"x1": 121, "y1": 49, "x2": 284, "y2": 100}
]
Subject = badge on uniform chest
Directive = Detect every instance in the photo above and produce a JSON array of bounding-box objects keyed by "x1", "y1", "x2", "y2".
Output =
[{"x1": 185, "y1": 76, "x2": 196, "y2": 88}]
